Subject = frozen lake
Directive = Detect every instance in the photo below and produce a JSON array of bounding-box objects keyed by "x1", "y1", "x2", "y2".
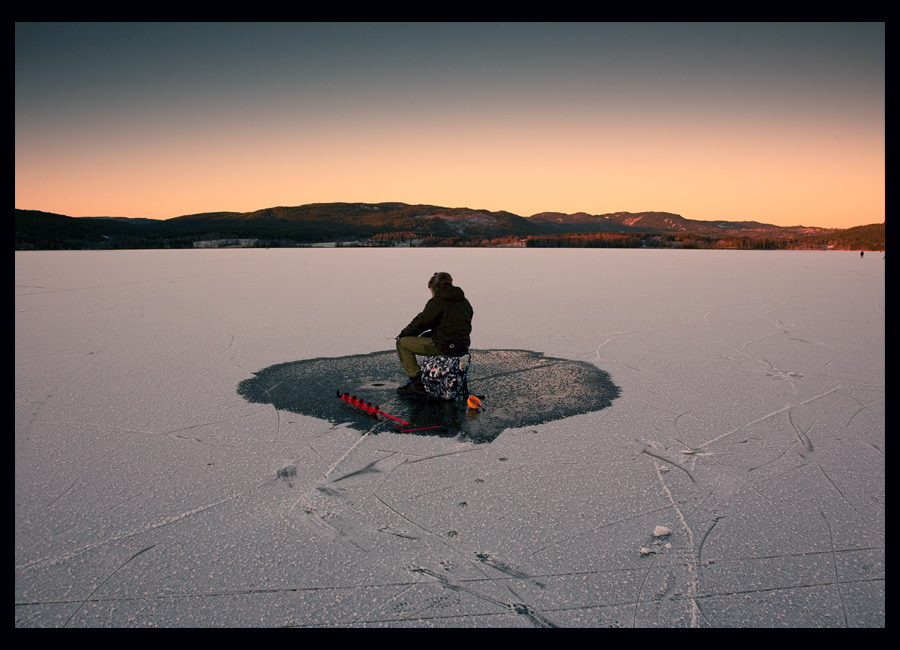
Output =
[{"x1": 15, "y1": 248, "x2": 884, "y2": 627}]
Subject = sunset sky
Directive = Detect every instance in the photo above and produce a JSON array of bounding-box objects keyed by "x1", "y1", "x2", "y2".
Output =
[{"x1": 15, "y1": 22, "x2": 884, "y2": 229}]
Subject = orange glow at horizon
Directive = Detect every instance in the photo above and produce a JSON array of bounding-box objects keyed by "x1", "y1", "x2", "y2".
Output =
[{"x1": 15, "y1": 109, "x2": 884, "y2": 229}]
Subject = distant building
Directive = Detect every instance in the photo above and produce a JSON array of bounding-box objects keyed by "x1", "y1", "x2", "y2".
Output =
[{"x1": 193, "y1": 239, "x2": 259, "y2": 248}]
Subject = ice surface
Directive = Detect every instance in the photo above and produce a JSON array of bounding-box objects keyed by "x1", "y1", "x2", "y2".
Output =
[{"x1": 15, "y1": 248, "x2": 884, "y2": 627}]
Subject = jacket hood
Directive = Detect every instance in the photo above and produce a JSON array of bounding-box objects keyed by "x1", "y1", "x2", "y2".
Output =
[{"x1": 435, "y1": 285, "x2": 465, "y2": 301}]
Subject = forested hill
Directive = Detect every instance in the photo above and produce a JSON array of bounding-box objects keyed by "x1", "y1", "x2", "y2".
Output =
[{"x1": 14, "y1": 204, "x2": 884, "y2": 251}]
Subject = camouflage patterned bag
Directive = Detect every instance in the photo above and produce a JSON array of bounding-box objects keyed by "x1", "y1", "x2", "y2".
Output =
[{"x1": 420, "y1": 354, "x2": 471, "y2": 400}]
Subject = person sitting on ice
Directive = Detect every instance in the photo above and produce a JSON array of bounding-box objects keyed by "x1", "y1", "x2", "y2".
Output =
[{"x1": 396, "y1": 272, "x2": 473, "y2": 396}]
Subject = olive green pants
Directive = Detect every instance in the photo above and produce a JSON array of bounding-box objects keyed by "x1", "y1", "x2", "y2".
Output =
[{"x1": 396, "y1": 336, "x2": 441, "y2": 378}]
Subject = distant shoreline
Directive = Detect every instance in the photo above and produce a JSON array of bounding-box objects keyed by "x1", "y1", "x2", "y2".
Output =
[{"x1": 15, "y1": 206, "x2": 884, "y2": 252}]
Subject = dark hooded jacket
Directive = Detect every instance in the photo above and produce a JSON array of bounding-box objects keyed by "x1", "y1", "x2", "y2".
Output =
[{"x1": 399, "y1": 285, "x2": 473, "y2": 356}]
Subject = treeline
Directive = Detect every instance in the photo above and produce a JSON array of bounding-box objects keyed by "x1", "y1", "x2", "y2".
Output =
[
  {"x1": 813, "y1": 223, "x2": 885, "y2": 251},
  {"x1": 525, "y1": 232, "x2": 792, "y2": 249},
  {"x1": 14, "y1": 210, "x2": 374, "y2": 250},
  {"x1": 17, "y1": 230, "x2": 884, "y2": 252},
  {"x1": 523, "y1": 228, "x2": 884, "y2": 250},
  {"x1": 15, "y1": 232, "x2": 199, "y2": 250},
  {"x1": 15, "y1": 209, "x2": 883, "y2": 251},
  {"x1": 526, "y1": 233, "x2": 646, "y2": 248},
  {"x1": 368, "y1": 231, "x2": 420, "y2": 244}
]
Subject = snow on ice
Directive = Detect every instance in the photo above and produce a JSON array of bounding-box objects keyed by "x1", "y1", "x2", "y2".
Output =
[{"x1": 15, "y1": 248, "x2": 884, "y2": 627}]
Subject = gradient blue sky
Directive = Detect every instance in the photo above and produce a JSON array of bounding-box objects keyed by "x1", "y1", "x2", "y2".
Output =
[{"x1": 15, "y1": 22, "x2": 884, "y2": 228}]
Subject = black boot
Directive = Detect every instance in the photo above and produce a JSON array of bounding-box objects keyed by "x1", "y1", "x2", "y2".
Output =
[{"x1": 397, "y1": 373, "x2": 425, "y2": 395}]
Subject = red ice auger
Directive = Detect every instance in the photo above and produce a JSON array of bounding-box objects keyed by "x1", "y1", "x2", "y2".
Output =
[{"x1": 336, "y1": 391, "x2": 440, "y2": 433}]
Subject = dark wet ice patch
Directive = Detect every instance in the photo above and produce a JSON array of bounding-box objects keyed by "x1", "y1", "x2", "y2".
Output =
[{"x1": 237, "y1": 349, "x2": 620, "y2": 443}]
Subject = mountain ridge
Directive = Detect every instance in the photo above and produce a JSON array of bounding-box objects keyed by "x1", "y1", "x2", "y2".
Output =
[{"x1": 14, "y1": 203, "x2": 883, "y2": 251}]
